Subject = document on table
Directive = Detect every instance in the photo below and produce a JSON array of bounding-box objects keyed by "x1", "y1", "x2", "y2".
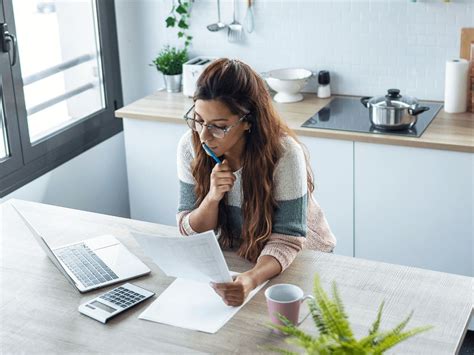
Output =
[
  {"x1": 139, "y1": 272, "x2": 268, "y2": 333},
  {"x1": 132, "y1": 230, "x2": 232, "y2": 283}
]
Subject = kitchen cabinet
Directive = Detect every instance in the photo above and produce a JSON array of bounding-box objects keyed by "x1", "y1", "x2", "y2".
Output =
[
  {"x1": 354, "y1": 142, "x2": 473, "y2": 277},
  {"x1": 299, "y1": 137, "x2": 353, "y2": 257},
  {"x1": 123, "y1": 119, "x2": 188, "y2": 226},
  {"x1": 122, "y1": 117, "x2": 473, "y2": 277}
]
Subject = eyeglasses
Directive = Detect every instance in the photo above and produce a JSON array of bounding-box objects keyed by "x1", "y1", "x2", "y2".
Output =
[{"x1": 183, "y1": 104, "x2": 249, "y2": 139}]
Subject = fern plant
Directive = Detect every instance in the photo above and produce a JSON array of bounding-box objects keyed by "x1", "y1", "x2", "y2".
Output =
[{"x1": 267, "y1": 275, "x2": 433, "y2": 354}]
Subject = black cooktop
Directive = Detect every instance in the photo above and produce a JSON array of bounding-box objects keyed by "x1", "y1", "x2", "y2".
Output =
[{"x1": 301, "y1": 97, "x2": 443, "y2": 137}]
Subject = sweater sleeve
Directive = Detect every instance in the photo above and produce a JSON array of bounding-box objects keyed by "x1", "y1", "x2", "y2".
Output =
[
  {"x1": 258, "y1": 233, "x2": 305, "y2": 271},
  {"x1": 176, "y1": 131, "x2": 199, "y2": 236},
  {"x1": 258, "y1": 136, "x2": 308, "y2": 271}
]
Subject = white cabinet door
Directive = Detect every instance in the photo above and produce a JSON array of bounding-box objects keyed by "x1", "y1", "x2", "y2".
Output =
[
  {"x1": 123, "y1": 118, "x2": 188, "y2": 225},
  {"x1": 354, "y1": 142, "x2": 473, "y2": 276},
  {"x1": 300, "y1": 137, "x2": 354, "y2": 257}
]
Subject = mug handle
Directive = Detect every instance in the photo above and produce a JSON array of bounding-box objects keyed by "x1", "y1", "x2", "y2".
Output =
[{"x1": 297, "y1": 295, "x2": 315, "y2": 326}]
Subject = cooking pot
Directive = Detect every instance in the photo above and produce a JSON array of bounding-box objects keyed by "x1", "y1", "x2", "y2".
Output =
[{"x1": 360, "y1": 89, "x2": 430, "y2": 130}]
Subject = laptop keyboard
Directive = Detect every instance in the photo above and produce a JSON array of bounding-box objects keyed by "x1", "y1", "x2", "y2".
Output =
[{"x1": 56, "y1": 243, "x2": 118, "y2": 287}]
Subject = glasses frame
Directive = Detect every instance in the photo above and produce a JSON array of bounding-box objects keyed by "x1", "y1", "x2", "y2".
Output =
[{"x1": 183, "y1": 104, "x2": 249, "y2": 139}]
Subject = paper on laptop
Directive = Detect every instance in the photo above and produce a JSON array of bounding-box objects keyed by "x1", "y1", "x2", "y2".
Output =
[
  {"x1": 132, "y1": 230, "x2": 232, "y2": 283},
  {"x1": 139, "y1": 273, "x2": 268, "y2": 333}
]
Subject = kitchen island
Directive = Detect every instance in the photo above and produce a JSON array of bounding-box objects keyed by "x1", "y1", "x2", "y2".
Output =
[{"x1": 115, "y1": 91, "x2": 473, "y2": 278}]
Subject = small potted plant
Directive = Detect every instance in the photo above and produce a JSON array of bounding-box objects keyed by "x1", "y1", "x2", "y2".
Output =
[{"x1": 151, "y1": 46, "x2": 189, "y2": 93}]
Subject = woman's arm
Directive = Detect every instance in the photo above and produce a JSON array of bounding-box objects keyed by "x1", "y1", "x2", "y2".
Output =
[
  {"x1": 187, "y1": 159, "x2": 236, "y2": 233},
  {"x1": 244, "y1": 255, "x2": 282, "y2": 287},
  {"x1": 211, "y1": 255, "x2": 281, "y2": 307},
  {"x1": 187, "y1": 194, "x2": 220, "y2": 232}
]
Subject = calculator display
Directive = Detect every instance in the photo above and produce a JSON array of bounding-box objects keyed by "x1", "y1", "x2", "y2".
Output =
[{"x1": 91, "y1": 301, "x2": 116, "y2": 313}]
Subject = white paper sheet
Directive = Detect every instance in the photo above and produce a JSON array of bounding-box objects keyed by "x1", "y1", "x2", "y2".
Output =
[
  {"x1": 139, "y1": 273, "x2": 268, "y2": 333},
  {"x1": 132, "y1": 230, "x2": 232, "y2": 283}
]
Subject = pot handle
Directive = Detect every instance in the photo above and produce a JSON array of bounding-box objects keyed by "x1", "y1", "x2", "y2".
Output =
[
  {"x1": 409, "y1": 106, "x2": 430, "y2": 116},
  {"x1": 360, "y1": 96, "x2": 371, "y2": 108}
]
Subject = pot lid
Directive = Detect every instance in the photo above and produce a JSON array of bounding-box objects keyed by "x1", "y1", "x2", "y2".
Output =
[{"x1": 369, "y1": 89, "x2": 418, "y2": 109}]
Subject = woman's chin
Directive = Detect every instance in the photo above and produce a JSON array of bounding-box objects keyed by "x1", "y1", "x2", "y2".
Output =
[{"x1": 211, "y1": 147, "x2": 221, "y2": 155}]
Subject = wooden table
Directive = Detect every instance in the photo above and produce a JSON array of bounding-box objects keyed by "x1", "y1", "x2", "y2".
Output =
[{"x1": 1, "y1": 199, "x2": 472, "y2": 354}]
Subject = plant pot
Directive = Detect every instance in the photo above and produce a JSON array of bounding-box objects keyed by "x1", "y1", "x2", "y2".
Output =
[{"x1": 163, "y1": 74, "x2": 182, "y2": 93}]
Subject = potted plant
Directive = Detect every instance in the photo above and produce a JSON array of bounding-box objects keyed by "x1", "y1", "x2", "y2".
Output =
[
  {"x1": 267, "y1": 274, "x2": 432, "y2": 354},
  {"x1": 151, "y1": 46, "x2": 189, "y2": 93}
]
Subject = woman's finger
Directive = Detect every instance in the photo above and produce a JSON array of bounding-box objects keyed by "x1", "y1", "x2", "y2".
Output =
[
  {"x1": 223, "y1": 293, "x2": 244, "y2": 302},
  {"x1": 212, "y1": 171, "x2": 235, "y2": 179},
  {"x1": 215, "y1": 162, "x2": 232, "y2": 172},
  {"x1": 211, "y1": 286, "x2": 225, "y2": 298},
  {"x1": 216, "y1": 183, "x2": 234, "y2": 190},
  {"x1": 226, "y1": 299, "x2": 244, "y2": 307},
  {"x1": 215, "y1": 178, "x2": 234, "y2": 184},
  {"x1": 217, "y1": 185, "x2": 233, "y2": 192}
]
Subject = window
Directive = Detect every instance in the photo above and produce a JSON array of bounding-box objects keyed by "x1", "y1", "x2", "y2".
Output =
[{"x1": 0, "y1": 0, "x2": 123, "y2": 196}]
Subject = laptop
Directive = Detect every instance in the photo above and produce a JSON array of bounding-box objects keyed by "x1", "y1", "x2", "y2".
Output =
[{"x1": 12, "y1": 204, "x2": 151, "y2": 293}]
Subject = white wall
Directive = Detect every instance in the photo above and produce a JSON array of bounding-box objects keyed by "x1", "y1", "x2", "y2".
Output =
[
  {"x1": 115, "y1": 1, "x2": 164, "y2": 104},
  {"x1": 115, "y1": 0, "x2": 473, "y2": 101},
  {"x1": 1, "y1": 133, "x2": 130, "y2": 218}
]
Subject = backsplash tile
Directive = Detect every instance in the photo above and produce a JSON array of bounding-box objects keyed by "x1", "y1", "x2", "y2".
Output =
[{"x1": 117, "y1": 0, "x2": 473, "y2": 101}]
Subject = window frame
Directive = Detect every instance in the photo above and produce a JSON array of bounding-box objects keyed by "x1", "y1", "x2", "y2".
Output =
[
  {"x1": 0, "y1": 0, "x2": 123, "y2": 197},
  {"x1": 0, "y1": 4, "x2": 23, "y2": 178}
]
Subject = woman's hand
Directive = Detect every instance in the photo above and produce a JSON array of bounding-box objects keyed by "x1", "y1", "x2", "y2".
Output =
[
  {"x1": 207, "y1": 159, "x2": 236, "y2": 202},
  {"x1": 211, "y1": 273, "x2": 257, "y2": 307}
]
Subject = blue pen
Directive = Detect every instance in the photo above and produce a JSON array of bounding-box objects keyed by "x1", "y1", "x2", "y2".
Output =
[{"x1": 202, "y1": 143, "x2": 222, "y2": 164}]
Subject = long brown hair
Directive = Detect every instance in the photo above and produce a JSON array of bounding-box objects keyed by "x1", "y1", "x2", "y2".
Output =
[{"x1": 191, "y1": 58, "x2": 314, "y2": 262}]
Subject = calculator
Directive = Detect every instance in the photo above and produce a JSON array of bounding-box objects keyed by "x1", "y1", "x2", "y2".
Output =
[{"x1": 78, "y1": 283, "x2": 155, "y2": 323}]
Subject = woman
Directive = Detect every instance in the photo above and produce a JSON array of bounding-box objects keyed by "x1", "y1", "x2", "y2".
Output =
[{"x1": 177, "y1": 58, "x2": 336, "y2": 306}]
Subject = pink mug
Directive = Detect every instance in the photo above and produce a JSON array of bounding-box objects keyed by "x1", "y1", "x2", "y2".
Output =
[{"x1": 265, "y1": 283, "x2": 314, "y2": 328}]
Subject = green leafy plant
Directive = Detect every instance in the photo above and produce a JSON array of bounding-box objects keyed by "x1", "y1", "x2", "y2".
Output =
[
  {"x1": 166, "y1": 0, "x2": 193, "y2": 48},
  {"x1": 267, "y1": 275, "x2": 433, "y2": 354},
  {"x1": 151, "y1": 46, "x2": 188, "y2": 76}
]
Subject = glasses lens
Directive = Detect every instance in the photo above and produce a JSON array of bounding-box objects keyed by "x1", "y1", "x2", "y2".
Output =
[
  {"x1": 195, "y1": 121, "x2": 204, "y2": 132},
  {"x1": 186, "y1": 118, "x2": 196, "y2": 131},
  {"x1": 190, "y1": 120, "x2": 204, "y2": 133},
  {"x1": 209, "y1": 127, "x2": 225, "y2": 139},
  {"x1": 186, "y1": 108, "x2": 202, "y2": 132}
]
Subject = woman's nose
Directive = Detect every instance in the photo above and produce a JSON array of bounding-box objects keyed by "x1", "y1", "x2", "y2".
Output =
[{"x1": 199, "y1": 125, "x2": 213, "y2": 141}]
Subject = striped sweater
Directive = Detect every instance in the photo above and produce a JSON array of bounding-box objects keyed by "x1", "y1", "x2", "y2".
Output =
[{"x1": 176, "y1": 130, "x2": 336, "y2": 271}]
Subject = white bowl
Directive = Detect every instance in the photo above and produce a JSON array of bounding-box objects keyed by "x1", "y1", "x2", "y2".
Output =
[{"x1": 263, "y1": 68, "x2": 313, "y2": 103}]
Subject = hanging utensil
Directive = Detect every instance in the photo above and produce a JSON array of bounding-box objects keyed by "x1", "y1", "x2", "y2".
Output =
[
  {"x1": 228, "y1": 0, "x2": 243, "y2": 42},
  {"x1": 207, "y1": 0, "x2": 226, "y2": 32},
  {"x1": 244, "y1": 0, "x2": 254, "y2": 33}
]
